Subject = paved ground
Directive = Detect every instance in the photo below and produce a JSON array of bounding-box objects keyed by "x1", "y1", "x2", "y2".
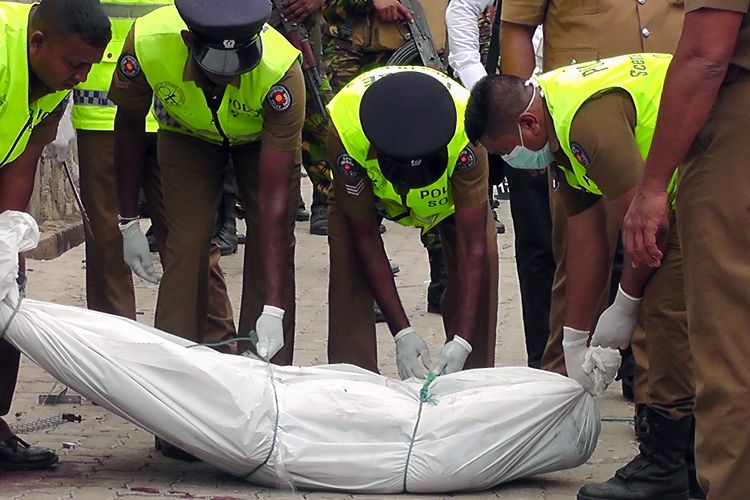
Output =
[{"x1": 1, "y1": 179, "x2": 638, "y2": 499}]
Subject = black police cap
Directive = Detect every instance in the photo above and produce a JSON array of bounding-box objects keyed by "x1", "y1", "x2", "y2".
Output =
[
  {"x1": 360, "y1": 71, "x2": 456, "y2": 161},
  {"x1": 175, "y1": 0, "x2": 271, "y2": 76}
]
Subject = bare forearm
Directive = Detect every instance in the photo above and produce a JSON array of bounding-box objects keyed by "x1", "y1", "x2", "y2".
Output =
[
  {"x1": 0, "y1": 144, "x2": 44, "y2": 212},
  {"x1": 642, "y1": 10, "x2": 742, "y2": 192},
  {"x1": 259, "y1": 150, "x2": 295, "y2": 308},
  {"x1": 113, "y1": 111, "x2": 149, "y2": 218},
  {"x1": 351, "y1": 223, "x2": 409, "y2": 334},
  {"x1": 565, "y1": 212, "x2": 610, "y2": 331},
  {"x1": 499, "y1": 21, "x2": 536, "y2": 78},
  {"x1": 454, "y1": 207, "x2": 489, "y2": 344}
]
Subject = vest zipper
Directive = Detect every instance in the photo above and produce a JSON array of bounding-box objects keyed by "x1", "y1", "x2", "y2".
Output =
[{"x1": 1, "y1": 114, "x2": 33, "y2": 167}]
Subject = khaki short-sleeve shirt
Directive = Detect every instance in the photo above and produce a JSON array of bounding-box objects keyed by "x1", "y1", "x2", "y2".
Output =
[{"x1": 502, "y1": 0, "x2": 685, "y2": 70}]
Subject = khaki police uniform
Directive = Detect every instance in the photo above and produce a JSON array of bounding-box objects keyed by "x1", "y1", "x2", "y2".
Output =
[
  {"x1": 73, "y1": 0, "x2": 168, "y2": 321},
  {"x1": 326, "y1": 124, "x2": 498, "y2": 370},
  {"x1": 0, "y1": 2, "x2": 69, "y2": 443},
  {"x1": 676, "y1": 1, "x2": 750, "y2": 496},
  {"x1": 108, "y1": 9, "x2": 305, "y2": 363},
  {"x1": 501, "y1": 0, "x2": 683, "y2": 406},
  {"x1": 548, "y1": 87, "x2": 694, "y2": 423}
]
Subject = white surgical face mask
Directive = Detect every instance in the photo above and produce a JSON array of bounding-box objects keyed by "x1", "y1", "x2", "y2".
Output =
[{"x1": 501, "y1": 83, "x2": 555, "y2": 170}]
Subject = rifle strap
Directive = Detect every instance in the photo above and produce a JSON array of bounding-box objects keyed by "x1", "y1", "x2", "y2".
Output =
[{"x1": 485, "y1": 0, "x2": 501, "y2": 75}]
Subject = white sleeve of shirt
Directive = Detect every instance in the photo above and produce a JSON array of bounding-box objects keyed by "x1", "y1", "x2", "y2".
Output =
[{"x1": 446, "y1": 0, "x2": 494, "y2": 90}]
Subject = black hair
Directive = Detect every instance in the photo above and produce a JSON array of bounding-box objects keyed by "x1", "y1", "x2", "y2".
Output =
[
  {"x1": 34, "y1": 0, "x2": 111, "y2": 49},
  {"x1": 465, "y1": 74, "x2": 530, "y2": 144}
]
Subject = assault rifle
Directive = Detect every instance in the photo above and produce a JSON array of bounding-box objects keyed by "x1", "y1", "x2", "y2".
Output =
[
  {"x1": 269, "y1": 3, "x2": 328, "y2": 117},
  {"x1": 398, "y1": 0, "x2": 447, "y2": 73}
]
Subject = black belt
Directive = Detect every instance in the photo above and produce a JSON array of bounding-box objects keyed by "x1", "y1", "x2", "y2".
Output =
[{"x1": 723, "y1": 64, "x2": 750, "y2": 85}]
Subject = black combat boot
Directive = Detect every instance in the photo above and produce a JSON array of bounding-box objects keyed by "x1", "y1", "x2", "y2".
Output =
[
  {"x1": 212, "y1": 191, "x2": 238, "y2": 256},
  {"x1": 309, "y1": 190, "x2": 328, "y2": 235},
  {"x1": 296, "y1": 196, "x2": 310, "y2": 222},
  {"x1": 578, "y1": 409, "x2": 691, "y2": 500},
  {"x1": 309, "y1": 205, "x2": 327, "y2": 235}
]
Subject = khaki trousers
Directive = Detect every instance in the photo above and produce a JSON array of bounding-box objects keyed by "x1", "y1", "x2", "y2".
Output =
[
  {"x1": 327, "y1": 190, "x2": 499, "y2": 371},
  {"x1": 156, "y1": 131, "x2": 298, "y2": 364},
  {"x1": 676, "y1": 78, "x2": 750, "y2": 499},
  {"x1": 77, "y1": 131, "x2": 234, "y2": 347},
  {"x1": 543, "y1": 187, "x2": 650, "y2": 405},
  {"x1": 77, "y1": 131, "x2": 155, "y2": 319},
  {"x1": 641, "y1": 216, "x2": 694, "y2": 421}
]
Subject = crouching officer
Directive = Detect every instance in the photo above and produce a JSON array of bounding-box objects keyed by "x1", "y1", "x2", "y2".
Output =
[
  {"x1": 109, "y1": 0, "x2": 305, "y2": 363},
  {"x1": 326, "y1": 66, "x2": 499, "y2": 378},
  {"x1": 0, "y1": 0, "x2": 110, "y2": 470},
  {"x1": 465, "y1": 53, "x2": 699, "y2": 500}
]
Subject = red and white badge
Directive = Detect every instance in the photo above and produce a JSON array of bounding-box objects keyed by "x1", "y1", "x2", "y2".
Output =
[
  {"x1": 119, "y1": 54, "x2": 141, "y2": 79},
  {"x1": 455, "y1": 147, "x2": 476, "y2": 171},
  {"x1": 267, "y1": 85, "x2": 292, "y2": 111}
]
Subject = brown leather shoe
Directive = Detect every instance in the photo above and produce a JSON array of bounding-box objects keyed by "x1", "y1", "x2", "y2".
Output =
[{"x1": 0, "y1": 435, "x2": 58, "y2": 471}]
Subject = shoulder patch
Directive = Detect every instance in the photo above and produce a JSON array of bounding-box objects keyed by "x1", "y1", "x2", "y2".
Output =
[
  {"x1": 267, "y1": 85, "x2": 292, "y2": 111},
  {"x1": 570, "y1": 141, "x2": 591, "y2": 168},
  {"x1": 335, "y1": 153, "x2": 363, "y2": 178},
  {"x1": 119, "y1": 54, "x2": 141, "y2": 79},
  {"x1": 455, "y1": 147, "x2": 476, "y2": 172}
]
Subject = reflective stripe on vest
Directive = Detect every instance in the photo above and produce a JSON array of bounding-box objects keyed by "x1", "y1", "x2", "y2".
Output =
[
  {"x1": 0, "y1": 3, "x2": 69, "y2": 167},
  {"x1": 327, "y1": 66, "x2": 470, "y2": 232},
  {"x1": 133, "y1": 5, "x2": 300, "y2": 146},
  {"x1": 537, "y1": 53, "x2": 678, "y2": 202},
  {"x1": 71, "y1": 0, "x2": 170, "y2": 132}
]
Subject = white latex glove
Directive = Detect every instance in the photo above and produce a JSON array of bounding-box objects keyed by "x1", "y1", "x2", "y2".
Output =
[
  {"x1": 394, "y1": 326, "x2": 432, "y2": 380},
  {"x1": 582, "y1": 346, "x2": 622, "y2": 396},
  {"x1": 119, "y1": 219, "x2": 160, "y2": 284},
  {"x1": 562, "y1": 326, "x2": 595, "y2": 394},
  {"x1": 47, "y1": 100, "x2": 75, "y2": 162},
  {"x1": 432, "y1": 335, "x2": 472, "y2": 376},
  {"x1": 255, "y1": 305, "x2": 284, "y2": 360},
  {"x1": 591, "y1": 284, "x2": 642, "y2": 350}
]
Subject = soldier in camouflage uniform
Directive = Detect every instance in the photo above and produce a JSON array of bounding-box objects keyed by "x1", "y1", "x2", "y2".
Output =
[{"x1": 265, "y1": 0, "x2": 335, "y2": 235}]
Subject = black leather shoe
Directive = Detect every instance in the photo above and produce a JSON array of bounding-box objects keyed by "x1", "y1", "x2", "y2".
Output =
[
  {"x1": 0, "y1": 435, "x2": 58, "y2": 471},
  {"x1": 154, "y1": 437, "x2": 200, "y2": 463},
  {"x1": 309, "y1": 206, "x2": 327, "y2": 235},
  {"x1": 296, "y1": 199, "x2": 310, "y2": 222},
  {"x1": 492, "y1": 210, "x2": 506, "y2": 234}
]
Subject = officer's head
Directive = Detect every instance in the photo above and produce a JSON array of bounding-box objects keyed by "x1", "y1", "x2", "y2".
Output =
[
  {"x1": 465, "y1": 75, "x2": 551, "y2": 171},
  {"x1": 360, "y1": 70, "x2": 456, "y2": 190},
  {"x1": 28, "y1": 0, "x2": 111, "y2": 91},
  {"x1": 176, "y1": 0, "x2": 270, "y2": 86}
]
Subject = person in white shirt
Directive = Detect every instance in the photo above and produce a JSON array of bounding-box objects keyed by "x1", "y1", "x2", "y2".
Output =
[{"x1": 446, "y1": 0, "x2": 553, "y2": 370}]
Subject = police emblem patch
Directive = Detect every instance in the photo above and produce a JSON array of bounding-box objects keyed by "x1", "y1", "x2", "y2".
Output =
[
  {"x1": 267, "y1": 85, "x2": 292, "y2": 111},
  {"x1": 119, "y1": 54, "x2": 141, "y2": 78},
  {"x1": 455, "y1": 147, "x2": 476, "y2": 171},
  {"x1": 336, "y1": 153, "x2": 362, "y2": 177},
  {"x1": 570, "y1": 141, "x2": 591, "y2": 167}
]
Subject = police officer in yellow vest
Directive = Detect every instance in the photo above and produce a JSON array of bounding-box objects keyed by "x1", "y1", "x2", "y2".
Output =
[
  {"x1": 72, "y1": 0, "x2": 238, "y2": 358},
  {"x1": 326, "y1": 66, "x2": 499, "y2": 377},
  {"x1": 109, "y1": 0, "x2": 304, "y2": 364},
  {"x1": 72, "y1": 0, "x2": 166, "y2": 319},
  {"x1": 466, "y1": 53, "x2": 699, "y2": 500},
  {"x1": 0, "y1": 0, "x2": 110, "y2": 471}
]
